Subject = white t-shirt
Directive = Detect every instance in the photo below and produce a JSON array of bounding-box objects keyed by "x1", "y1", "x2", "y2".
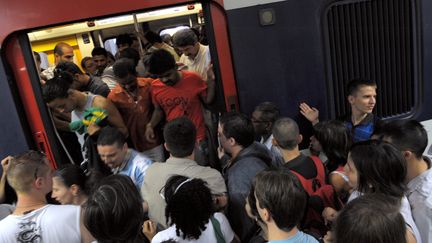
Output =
[
  {"x1": 0, "y1": 204, "x2": 81, "y2": 243},
  {"x1": 151, "y1": 212, "x2": 234, "y2": 243},
  {"x1": 179, "y1": 44, "x2": 211, "y2": 81},
  {"x1": 407, "y1": 167, "x2": 432, "y2": 243}
]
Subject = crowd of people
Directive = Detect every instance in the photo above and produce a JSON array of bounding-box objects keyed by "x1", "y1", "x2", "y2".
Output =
[{"x1": 0, "y1": 26, "x2": 431, "y2": 243}]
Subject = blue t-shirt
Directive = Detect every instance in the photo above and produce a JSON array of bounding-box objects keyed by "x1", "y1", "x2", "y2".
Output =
[
  {"x1": 268, "y1": 230, "x2": 318, "y2": 243},
  {"x1": 340, "y1": 113, "x2": 378, "y2": 142},
  {"x1": 117, "y1": 149, "x2": 152, "y2": 189}
]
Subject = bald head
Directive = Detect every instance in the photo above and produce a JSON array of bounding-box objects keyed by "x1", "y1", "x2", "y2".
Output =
[
  {"x1": 54, "y1": 42, "x2": 74, "y2": 64},
  {"x1": 272, "y1": 117, "x2": 300, "y2": 150}
]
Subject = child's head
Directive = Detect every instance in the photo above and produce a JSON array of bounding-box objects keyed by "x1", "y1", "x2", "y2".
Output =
[{"x1": 345, "y1": 140, "x2": 406, "y2": 197}]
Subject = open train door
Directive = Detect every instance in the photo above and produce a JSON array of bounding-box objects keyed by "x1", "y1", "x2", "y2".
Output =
[{"x1": 0, "y1": 0, "x2": 239, "y2": 167}]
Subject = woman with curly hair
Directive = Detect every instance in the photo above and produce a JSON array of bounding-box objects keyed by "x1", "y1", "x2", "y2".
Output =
[{"x1": 146, "y1": 175, "x2": 238, "y2": 243}]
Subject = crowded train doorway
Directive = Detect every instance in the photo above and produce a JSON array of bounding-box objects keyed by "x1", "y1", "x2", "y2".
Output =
[{"x1": 6, "y1": 1, "x2": 237, "y2": 166}]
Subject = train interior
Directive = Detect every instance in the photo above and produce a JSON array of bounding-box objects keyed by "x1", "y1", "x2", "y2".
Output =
[
  {"x1": 28, "y1": 3, "x2": 204, "y2": 73},
  {"x1": 22, "y1": 3, "x2": 232, "y2": 166}
]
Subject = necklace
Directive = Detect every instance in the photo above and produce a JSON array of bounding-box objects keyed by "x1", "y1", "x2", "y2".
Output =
[{"x1": 14, "y1": 202, "x2": 46, "y2": 215}]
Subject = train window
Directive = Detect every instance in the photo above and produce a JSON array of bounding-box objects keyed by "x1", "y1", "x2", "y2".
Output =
[{"x1": 324, "y1": 0, "x2": 419, "y2": 119}]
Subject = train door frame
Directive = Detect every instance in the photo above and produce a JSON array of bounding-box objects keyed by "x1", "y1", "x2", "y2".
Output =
[{"x1": 0, "y1": 0, "x2": 239, "y2": 166}]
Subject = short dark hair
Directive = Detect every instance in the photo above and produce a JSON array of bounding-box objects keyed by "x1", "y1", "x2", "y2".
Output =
[
  {"x1": 53, "y1": 42, "x2": 70, "y2": 55},
  {"x1": 116, "y1": 34, "x2": 133, "y2": 47},
  {"x1": 142, "y1": 53, "x2": 152, "y2": 75},
  {"x1": 349, "y1": 140, "x2": 406, "y2": 198},
  {"x1": 220, "y1": 112, "x2": 255, "y2": 148},
  {"x1": 118, "y1": 47, "x2": 140, "y2": 67},
  {"x1": 113, "y1": 58, "x2": 137, "y2": 79},
  {"x1": 147, "y1": 49, "x2": 176, "y2": 75},
  {"x1": 335, "y1": 193, "x2": 406, "y2": 243},
  {"x1": 272, "y1": 117, "x2": 300, "y2": 150},
  {"x1": 314, "y1": 120, "x2": 352, "y2": 171},
  {"x1": 97, "y1": 127, "x2": 126, "y2": 148},
  {"x1": 80, "y1": 56, "x2": 93, "y2": 70},
  {"x1": 42, "y1": 71, "x2": 73, "y2": 103},
  {"x1": 91, "y1": 47, "x2": 108, "y2": 57},
  {"x1": 254, "y1": 169, "x2": 307, "y2": 231},
  {"x1": 83, "y1": 174, "x2": 144, "y2": 242},
  {"x1": 346, "y1": 79, "x2": 377, "y2": 96},
  {"x1": 106, "y1": 51, "x2": 115, "y2": 63},
  {"x1": 161, "y1": 34, "x2": 172, "y2": 44},
  {"x1": 56, "y1": 61, "x2": 83, "y2": 75},
  {"x1": 190, "y1": 26, "x2": 201, "y2": 41},
  {"x1": 164, "y1": 175, "x2": 213, "y2": 240},
  {"x1": 374, "y1": 119, "x2": 427, "y2": 159},
  {"x1": 254, "y1": 102, "x2": 280, "y2": 123},
  {"x1": 144, "y1": 30, "x2": 163, "y2": 44},
  {"x1": 84, "y1": 169, "x2": 106, "y2": 195},
  {"x1": 163, "y1": 117, "x2": 196, "y2": 157},
  {"x1": 172, "y1": 28, "x2": 198, "y2": 47},
  {"x1": 54, "y1": 164, "x2": 87, "y2": 194}
]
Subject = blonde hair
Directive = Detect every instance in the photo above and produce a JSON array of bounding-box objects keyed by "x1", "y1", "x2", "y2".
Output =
[{"x1": 7, "y1": 151, "x2": 50, "y2": 193}]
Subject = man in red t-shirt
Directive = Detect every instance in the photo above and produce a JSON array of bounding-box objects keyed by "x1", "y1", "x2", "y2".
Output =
[
  {"x1": 109, "y1": 58, "x2": 164, "y2": 162},
  {"x1": 145, "y1": 49, "x2": 215, "y2": 165}
]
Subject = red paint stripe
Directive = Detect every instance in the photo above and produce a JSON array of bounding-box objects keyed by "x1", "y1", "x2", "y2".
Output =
[
  {"x1": 210, "y1": 1, "x2": 239, "y2": 111},
  {"x1": 4, "y1": 35, "x2": 57, "y2": 169}
]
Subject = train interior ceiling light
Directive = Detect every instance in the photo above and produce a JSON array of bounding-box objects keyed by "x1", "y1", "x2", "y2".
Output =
[{"x1": 28, "y1": 3, "x2": 202, "y2": 41}]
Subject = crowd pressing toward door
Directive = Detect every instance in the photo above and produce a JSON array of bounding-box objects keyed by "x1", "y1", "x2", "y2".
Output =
[{"x1": 0, "y1": 26, "x2": 431, "y2": 243}]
